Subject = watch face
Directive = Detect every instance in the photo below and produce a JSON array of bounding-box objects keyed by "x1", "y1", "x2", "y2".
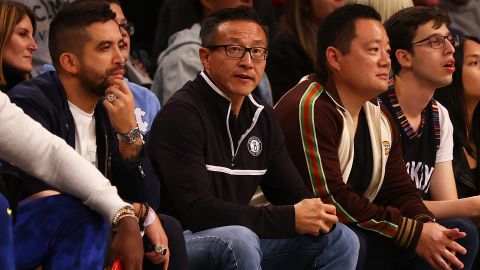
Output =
[
  {"x1": 120, "y1": 127, "x2": 142, "y2": 144},
  {"x1": 129, "y1": 128, "x2": 141, "y2": 142}
]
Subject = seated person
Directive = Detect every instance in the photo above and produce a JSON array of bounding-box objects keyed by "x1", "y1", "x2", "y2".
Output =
[
  {"x1": 380, "y1": 6, "x2": 479, "y2": 269},
  {"x1": 435, "y1": 36, "x2": 480, "y2": 199},
  {"x1": 275, "y1": 4, "x2": 467, "y2": 270},
  {"x1": 0, "y1": 90, "x2": 143, "y2": 270},
  {"x1": 41, "y1": 0, "x2": 161, "y2": 134},
  {"x1": 5, "y1": 2, "x2": 187, "y2": 269},
  {"x1": 147, "y1": 6, "x2": 359, "y2": 270}
]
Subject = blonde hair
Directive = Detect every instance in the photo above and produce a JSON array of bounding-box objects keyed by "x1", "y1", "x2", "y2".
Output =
[
  {"x1": 278, "y1": 0, "x2": 318, "y2": 63},
  {"x1": 0, "y1": 1, "x2": 36, "y2": 88},
  {"x1": 348, "y1": 0, "x2": 414, "y2": 22}
]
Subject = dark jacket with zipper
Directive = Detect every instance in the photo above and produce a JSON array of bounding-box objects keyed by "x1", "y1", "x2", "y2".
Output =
[
  {"x1": 5, "y1": 71, "x2": 160, "y2": 209},
  {"x1": 147, "y1": 71, "x2": 313, "y2": 238}
]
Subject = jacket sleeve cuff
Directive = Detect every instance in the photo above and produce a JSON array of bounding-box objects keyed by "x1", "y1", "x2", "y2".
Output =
[
  {"x1": 394, "y1": 217, "x2": 423, "y2": 250},
  {"x1": 412, "y1": 214, "x2": 436, "y2": 223}
]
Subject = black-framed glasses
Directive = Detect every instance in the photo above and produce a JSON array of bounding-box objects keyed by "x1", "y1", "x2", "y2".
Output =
[
  {"x1": 119, "y1": 21, "x2": 135, "y2": 36},
  {"x1": 206, "y1": 45, "x2": 268, "y2": 61},
  {"x1": 411, "y1": 34, "x2": 460, "y2": 49}
]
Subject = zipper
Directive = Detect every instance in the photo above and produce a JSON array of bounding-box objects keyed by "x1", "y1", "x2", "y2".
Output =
[
  {"x1": 104, "y1": 133, "x2": 109, "y2": 178},
  {"x1": 138, "y1": 163, "x2": 145, "y2": 177},
  {"x1": 225, "y1": 96, "x2": 264, "y2": 168}
]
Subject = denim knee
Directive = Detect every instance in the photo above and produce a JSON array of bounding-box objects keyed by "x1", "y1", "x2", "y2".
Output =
[
  {"x1": 332, "y1": 223, "x2": 360, "y2": 254},
  {"x1": 227, "y1": 226, "x2": 260, "y2": 247},
  {"x1": 322, "y1": 223, "x2": 359, "y2": 269},
  {"x1": 185, "y1": 225, "x2": 261, "y2": 270},
  {"x1": 210, "y1": 226, "x2": 261, "y2": 261}
]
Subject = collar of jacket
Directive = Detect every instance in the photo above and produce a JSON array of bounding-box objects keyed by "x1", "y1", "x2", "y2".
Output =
[
  {"x1": 199, "y1": 70, "x2": 265, "y2": 162},
  {"x1": 307, "y1": 73, "x2": 380, "y2": 111},
  {"x1": 37, "y1": 71, "x2": 112, "y2": 177}
]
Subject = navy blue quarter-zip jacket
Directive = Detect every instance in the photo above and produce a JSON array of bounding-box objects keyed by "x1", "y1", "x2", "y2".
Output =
[
  {"x1": 5, "y1": 71, "x2": 160, "y2": 210},
  {"x1": 147, "y1": 71, "x2": 313, "y2": 238}
]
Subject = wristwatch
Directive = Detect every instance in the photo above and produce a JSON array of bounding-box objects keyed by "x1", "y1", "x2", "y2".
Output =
[{"x1": 117, "y1": 126, "x2": 142, "y2": 144}]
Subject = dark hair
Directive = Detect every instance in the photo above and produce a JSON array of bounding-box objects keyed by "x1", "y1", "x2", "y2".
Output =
[
  {"x1": 435, "y1": 36, "x2": 480, "y2": 160},
  {"x1": 316, "y1": 4, "x2": 381, "y2": 84},
  {"x1": 48, "y1": 1, "x2": 116, "y2": 67},
  {"x1": 384, "y1": 6, "x2": 450, "y2": 75},
  {"x1": 200, "y1": 6, "x2": 268, "y2": 46}
]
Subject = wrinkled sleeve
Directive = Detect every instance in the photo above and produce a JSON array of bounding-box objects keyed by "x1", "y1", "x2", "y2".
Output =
[{"x1": 0, "y1": 91, "x2": 128, "y2": 222}]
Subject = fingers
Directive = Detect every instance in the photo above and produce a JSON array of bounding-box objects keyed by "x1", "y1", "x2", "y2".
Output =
[
  {"x1": 145, "y1": 251, "x2": 168, "y2": 265},
  {"x1": 163, "y1": 255, "x2": 170, "y2": 270},
  {"x1": 443, "y1": 228, "x2": 466, "y2": 241},
  {"x1": 318, "y1": 221, "x2": 331, "y2": 234},
  {"x1": 321, "y1": 212, "x2": 339, "y2": 225},
  {"x1": 432, "y1": 253, "x2": 452, "y2": 270},
  {"x1": 442, "y1": 248, "x2": 463, "y2": 270},
  {"x1": 105, "y1": 84, "x2": 128, "y2": 102},
  {"x1": 448, "y1": 240, "x2": 467, "y2": 255},
  {"x1": 108, "y1": 78, "x2": 131, "y2": 95},
  {"x1": 323, "y1": 203, "x2": 336, "y2": 215}
]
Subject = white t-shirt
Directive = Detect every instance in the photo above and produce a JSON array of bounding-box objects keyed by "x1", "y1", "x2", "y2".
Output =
[
  {"x1": 68, "y1": 101, "x2": 97, "y2": 167},
  {"x1": 436, "y1": 102, "x2": 454, "y2": 163}
]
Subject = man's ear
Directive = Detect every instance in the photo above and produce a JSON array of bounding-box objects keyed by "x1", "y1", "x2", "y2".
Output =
[
  {"x1": 395, "y1": 49, "x2": 412, "y2": 70},
  {"x1": 199, "y1": 47, "x2": 211, "y2": 72},
  {"x1": 59, "y1": 53, "x2": 79, "y2": 74},
  {"x1": 326, "y1": 46, "x2": 342, "y2": 72}
]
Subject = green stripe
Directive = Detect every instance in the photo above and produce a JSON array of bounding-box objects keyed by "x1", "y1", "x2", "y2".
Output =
[
  {"x1": 299, "y1": 83, "x2": 322, "y2": 195},
  {"x1": 298, "y1": 82, "x2": 398, "y2": 238}
]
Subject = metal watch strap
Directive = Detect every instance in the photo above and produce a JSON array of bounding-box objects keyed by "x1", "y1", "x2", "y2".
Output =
[{"x1": 117, "y1": 126, "x2": 142, "y2": 144}]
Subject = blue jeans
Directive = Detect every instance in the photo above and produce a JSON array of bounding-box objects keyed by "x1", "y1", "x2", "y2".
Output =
[
  {"x1": 438, "y1": 218, "x2": 479, "y2": 270},
  {"x1": 13, "y1": 194, "x2": 109, "y2": 270},
  {"x1": 184, "y1": 223, "x2": 359, "y2": 270}
]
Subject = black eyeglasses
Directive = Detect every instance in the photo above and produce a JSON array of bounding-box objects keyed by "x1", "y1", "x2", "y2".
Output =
[
  {"x1": 118, "y1": 21, "x2": 135, "y2": 36},
  {"x1": 411, "y1": 34, "x2": 460, "y2": 49},
  {"x1": 206, "y1": 45, "x2": 268, "y2": 61}
]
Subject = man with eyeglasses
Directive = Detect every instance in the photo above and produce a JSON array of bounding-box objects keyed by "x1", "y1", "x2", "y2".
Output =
[
  {"x1": 150, "y1": 0, "x2": 273, "y2": 107},
  {"x1": 381, "y1": 6, "x2": 479, "y2": 269},
  {"x1": 146, "y1": 6, "x2": 359, "y2": 270},
  {"x1": 275, "y1": 4, "x2": 473, "y2": 270}
]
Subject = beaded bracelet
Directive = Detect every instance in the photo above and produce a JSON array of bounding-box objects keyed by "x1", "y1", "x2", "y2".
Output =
[
  {"x1": 112, "y1": 206, "x2": 139, "y2": 231},
  {"x1": 140, "y1": 203, "x2": 149, "y2": 224}
]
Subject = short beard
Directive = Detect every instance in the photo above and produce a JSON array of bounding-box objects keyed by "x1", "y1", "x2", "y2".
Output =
[{"x1": 78, "y1": 64, "x2": 125, "y2": 97}]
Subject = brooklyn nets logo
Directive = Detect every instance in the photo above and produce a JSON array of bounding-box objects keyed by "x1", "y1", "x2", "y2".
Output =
[{"x1": 247, "y1": 136, "x2": 262, "y2": 156}]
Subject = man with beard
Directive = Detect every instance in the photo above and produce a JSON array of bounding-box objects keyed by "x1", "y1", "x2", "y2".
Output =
[{"x1": 4, "y1": 1, "x2": 184, "y2": 269}]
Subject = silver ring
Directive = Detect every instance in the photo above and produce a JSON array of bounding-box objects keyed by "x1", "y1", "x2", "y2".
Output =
[
  {"x1": 154, "y1": 244, "x2": 167, "y2": 255},
  {"x1": 106, "y1": 93, "x2": 117, "y2": 103}
]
